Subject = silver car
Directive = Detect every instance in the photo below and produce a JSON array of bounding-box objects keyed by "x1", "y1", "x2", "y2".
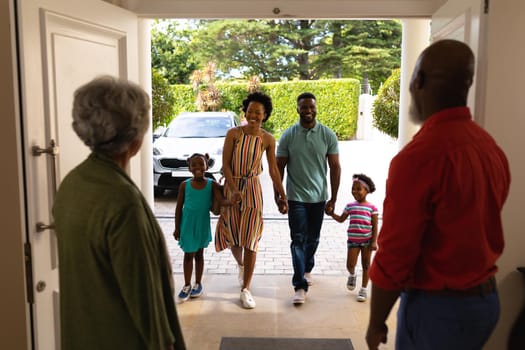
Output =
[{"x1": 152, "y1": 111, "x2": 239, "y2": 196}]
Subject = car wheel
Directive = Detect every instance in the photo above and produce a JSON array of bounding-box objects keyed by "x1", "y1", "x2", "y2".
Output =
[{"x1": 153, "y1": 186, "x2": 165, "y2": 197}]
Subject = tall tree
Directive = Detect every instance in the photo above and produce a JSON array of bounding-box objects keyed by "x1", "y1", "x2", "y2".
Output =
[
  {"x1": 192, "y1": 20, "x2": 301, "y2": 82},
  {"x1": 276, "y1": 20, "x2": 321, "y2": 80},
  {"x1": 151, "y1": 20, "x2": 199, "y2": 84},
  {"x1": 313, "y1": 20, "x2": 402, "y2": 92},
  {"x1": 152, "y1": 19, "x2": 401, "y2": 91}
]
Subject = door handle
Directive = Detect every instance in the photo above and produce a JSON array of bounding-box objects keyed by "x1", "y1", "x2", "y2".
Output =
[
  {"x1": 32, "y1": 139, "x2": 59, "y2": 156},
  {"x1": 36, "y1": 222, "x2": 55, "y2": 232},
  {"x1": 32, "y1": 139, "x2": 59, "y2": 195}
]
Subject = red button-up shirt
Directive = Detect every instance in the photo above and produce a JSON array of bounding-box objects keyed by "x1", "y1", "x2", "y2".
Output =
[{"x1": 369, "y1": 107, "x2": 511, "y2": 291}]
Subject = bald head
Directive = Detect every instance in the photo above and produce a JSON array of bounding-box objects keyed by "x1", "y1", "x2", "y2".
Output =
[{"x1": 409, "y1": 39, "x2": 475, "y2": 123}]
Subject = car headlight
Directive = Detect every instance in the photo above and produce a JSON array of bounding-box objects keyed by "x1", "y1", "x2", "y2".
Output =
[{"x1": 153, "y1": 146, "x2": 162, "y2": 156}]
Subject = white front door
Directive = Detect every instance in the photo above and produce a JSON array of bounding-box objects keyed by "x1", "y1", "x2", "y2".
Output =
[
  {"x1": 431, "y1": 0, "x2": 488, "y2": 125},
  {"x1": 16, "y1": 0, "x2": 139, "y2": 348}
]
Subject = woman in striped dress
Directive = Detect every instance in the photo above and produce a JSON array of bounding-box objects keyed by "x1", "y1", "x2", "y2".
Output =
[{"x1": 215, "y1": 92, "x2": 288, "y2": 309}]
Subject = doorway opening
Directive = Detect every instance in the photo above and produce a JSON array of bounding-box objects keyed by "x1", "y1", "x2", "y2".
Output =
[{"x1": 150, "y1": 18, "x2": 400, "y2": 278}]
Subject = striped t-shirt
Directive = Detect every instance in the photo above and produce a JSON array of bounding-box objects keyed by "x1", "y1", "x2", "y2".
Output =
[{"x1": 343, "y1": 201, "x2": 378, "y2": 244}]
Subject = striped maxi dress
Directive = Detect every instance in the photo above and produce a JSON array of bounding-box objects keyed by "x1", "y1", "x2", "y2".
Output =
[{"x1": 215, "y1": 130, "x2": 264, "y2": 252}]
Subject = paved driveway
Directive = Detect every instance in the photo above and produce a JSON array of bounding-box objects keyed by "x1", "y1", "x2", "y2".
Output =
[{"x1": 155, "y1": 138, "x2": 398, "y2": 277}]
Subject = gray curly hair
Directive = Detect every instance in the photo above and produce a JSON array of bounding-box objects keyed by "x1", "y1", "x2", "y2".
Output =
[{"x1": 72, "y1": 76, "x2": 150, "y2": 156}]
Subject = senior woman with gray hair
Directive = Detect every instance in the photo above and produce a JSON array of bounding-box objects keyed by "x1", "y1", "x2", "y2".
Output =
[{"x1": 53, "y1": 76, "x2": 186, "y2": 350}]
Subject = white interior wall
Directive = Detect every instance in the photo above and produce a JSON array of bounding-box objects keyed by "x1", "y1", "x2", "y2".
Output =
[{"x1": 484, "y1": 1, "x2": 525, "y2": 348}]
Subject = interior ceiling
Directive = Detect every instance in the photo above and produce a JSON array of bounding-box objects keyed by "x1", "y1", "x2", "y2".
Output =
[{"x1": 117, "y1": 0, "x2": 447, "y2": 19}]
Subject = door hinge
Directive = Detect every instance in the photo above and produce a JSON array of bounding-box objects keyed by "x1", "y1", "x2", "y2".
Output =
[
  {"x1": 24, "y1": 242, "x2": 34, "y2": 304},
  {"x1": 484, "y1": 0, "x2": 489, "y2": 14}
]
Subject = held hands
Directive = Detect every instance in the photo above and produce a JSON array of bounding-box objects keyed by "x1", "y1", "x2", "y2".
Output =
[
  {"x1": 231, "y1": 190, "x2": 242, "y2": 205},
  {"x1": 224, "y1": 199, "x2": 236, "y2": 207},
  {"x1": 274, "y1": 194, "x2": 288, "y2": 214},
  {"x1": 277, "y1": 198, "x2": 288, "y2": 214},
  {"x1": 324, "y1": 201, "x2": 335, "y2": 215}
]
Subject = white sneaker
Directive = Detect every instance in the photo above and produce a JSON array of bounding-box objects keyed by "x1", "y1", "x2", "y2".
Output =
[
  {"x1": 238, "y1": 264, "x2": 244, "y2": 287},
  {"x1": 240, "y1": 288, "x2": 256, "y2": 309},
  {"x1": 304, "y1": 272, "x2": 313, "y2": 286},
  {"x1": 293, "y1": 289, "x2": 306, "y2": 304},
  {"x1": 357, "y1": 288, "x2": 367, "y2": 302}
]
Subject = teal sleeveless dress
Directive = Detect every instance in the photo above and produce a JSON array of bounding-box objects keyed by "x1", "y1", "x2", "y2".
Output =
[{"x1": 179, "y1": 178, "x2": 213, "y2": 253}]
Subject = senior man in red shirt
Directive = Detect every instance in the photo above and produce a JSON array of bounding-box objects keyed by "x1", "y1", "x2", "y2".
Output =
[{"x1": 366, "y1": 39, "x2": 511, "y2": 350}]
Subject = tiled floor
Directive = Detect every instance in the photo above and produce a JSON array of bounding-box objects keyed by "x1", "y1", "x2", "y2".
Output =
[
  {"x1": 173, "y1": 274, "x2": 398, "y2": 350},
  {"x1": 158, "y1": 217, "x2": 398, "y2": 350}
]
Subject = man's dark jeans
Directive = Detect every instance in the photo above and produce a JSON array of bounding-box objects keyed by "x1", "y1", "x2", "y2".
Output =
[
  {"x1": 396, "y1": 290, "x2": 500, "y2": 349},
  {"x1": 287, "y1": 200, "x2": 326, "y2": 292}
]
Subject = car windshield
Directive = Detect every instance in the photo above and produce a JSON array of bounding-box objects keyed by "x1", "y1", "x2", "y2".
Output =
[{"x1": 165, "y1": 117, "x2": 233, "y2": 138}]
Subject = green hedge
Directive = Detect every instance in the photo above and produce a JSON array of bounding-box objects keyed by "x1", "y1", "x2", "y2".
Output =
[
  {"x1": 171, "y1": 85, "x2": 197, "y2": 116},
  {"x1": 215, "y1": 82, "x2": 250, "y2": 114},
  {"x1": 262, "y1": 80, "x2": 360, "y2": 140},
  {"x1": 168, "y1": 79, "x2": 360, "y2": 140}
]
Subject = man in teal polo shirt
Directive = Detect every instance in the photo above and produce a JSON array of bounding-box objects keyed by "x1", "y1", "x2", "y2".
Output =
[{"x1": 276, "y1": 92, "x2": 341, "y2": 304}]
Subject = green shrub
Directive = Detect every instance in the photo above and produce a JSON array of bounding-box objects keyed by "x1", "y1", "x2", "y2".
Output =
[
  {"x1": 214, "y1": 82, "x2": 250, "y2": 115},
  {"x1": 171, "y1": 85, "x2": 196, "y2": 116},
  {"x1": 372, "y1": 68, "x2": 400, "y2": 138},
  {"x1": 169, "y1": 79, "x2": 360, "y2": 140},
  {"x1": 151, "y1": 69, "x2": 176, "y2": 129}
]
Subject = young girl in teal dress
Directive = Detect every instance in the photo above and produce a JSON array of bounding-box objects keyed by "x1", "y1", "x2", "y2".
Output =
[{"x1": 174, "y1": 153, "x2": 230, "y2": 301}]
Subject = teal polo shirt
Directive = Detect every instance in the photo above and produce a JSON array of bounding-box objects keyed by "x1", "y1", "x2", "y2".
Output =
[{"x1": 277, "y1": 121, "x2": 339, "y2": 203}]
